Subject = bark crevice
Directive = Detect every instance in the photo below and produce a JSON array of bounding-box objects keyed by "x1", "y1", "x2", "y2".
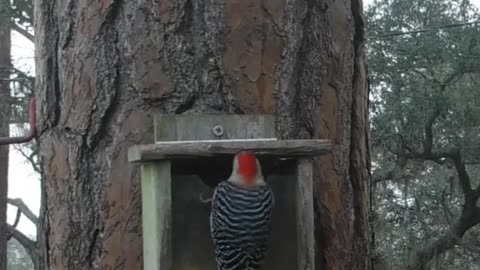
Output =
[
  {"x1": 349, "y1": 0, "x2": 371, "y2": 268},
  {"x1": 39, "y1": 0, "x2": 61, "y2": 134}
]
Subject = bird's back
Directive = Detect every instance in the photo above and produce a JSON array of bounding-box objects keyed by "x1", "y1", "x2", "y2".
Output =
[{"x1": 210, "y1": 181, "x2": 274, "y2": 270}]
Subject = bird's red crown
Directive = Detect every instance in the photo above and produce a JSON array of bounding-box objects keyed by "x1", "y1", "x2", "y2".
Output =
[{"x1": 236, "y1": 150, "x2": 257, "y2": 185}]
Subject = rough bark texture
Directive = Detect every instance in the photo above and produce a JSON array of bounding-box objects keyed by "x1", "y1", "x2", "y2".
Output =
[
  {"x1": 37, "y1": 171, "x2": 47, "y2": 270},
  {"x1": 34, "y1": 0, "x2": 371, "y2": 269},
  {"x1": 0, "y1": 8, "x2": 11, "y2": 270}
]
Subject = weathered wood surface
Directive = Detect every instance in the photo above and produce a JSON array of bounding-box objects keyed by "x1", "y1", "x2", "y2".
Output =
[
  {"x1": 155, "y1": 114, "x2": 275, "y2": 142},
  {"x1": 128, "y1": 139, "x2": 332, "y2": 162},
  {"x1": 141, "y1": 162, "x2": 172, "y2": 270},
  {"x1": 296, "y1": 158, "x2": 315, "y2": 270}
]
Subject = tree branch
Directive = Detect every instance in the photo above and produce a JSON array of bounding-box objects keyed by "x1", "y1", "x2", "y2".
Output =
[
  {"x1": 400, "y1": 102, "x2": 480, "y2": 269},
  {"x1": 408, "y1": 207, "x2": 480, "y2": 270},
  {"x1": 440, "y1": 189, "x2": 453, "y2": 226},
  {"x1": 405, "y1": 148, "x2": 473, "y2": 201},
  {"x1": 10, "y1": 22, "x2": 34, "y2": 42},
  {"x1": 6, "y1": 205, "x2": 22, "y2": 242},
  {"x1": 11, "y1": 207, "x2": 21, "y2": 229},
  {"x1": 6, "y1": 225, "x2": 37, "y2": 258},
  {"x1": 7, "y1": 198, "x2": 38, "y2": 225},
  {"x1": 423, "y1": 108, "x2": 441, "y2": 155},
  {"x1": 451, "y1": 151, "x2": 475, "y2": 202},
  {"x1": 13, "y1": 142, "x2": 41, "y2": 175},
  {"x1": 0, "y1": 65, "x2": 34, "y2": 80},
  {"x1": 403, "y1": 108, "x2": 473, "y2": 199},
  {"x1": 412, "y1": 69, "x2": 430, "y2": 81}
]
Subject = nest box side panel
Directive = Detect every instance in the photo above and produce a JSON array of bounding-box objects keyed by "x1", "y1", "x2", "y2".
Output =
[
  {"x1": 296, "y1": 158, "x2": 315, "y2": 270},
  {"x1": 141, "y1": 161, "x2": 172, "y2": 270}
]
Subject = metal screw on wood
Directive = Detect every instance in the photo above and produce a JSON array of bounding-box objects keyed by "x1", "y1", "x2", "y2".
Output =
[{"x1": 212, "y1": 125, "x2": 224, "y2": 137}]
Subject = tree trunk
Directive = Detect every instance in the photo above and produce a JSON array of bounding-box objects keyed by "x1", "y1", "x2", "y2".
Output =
[
  {"x1": 34, "y1": 0, "x2": 371, "y2": 269},
  {"x1": 36, "y1": 171, "x2": 47, "y2": 270},
  {"x1": 0, "y1": 6, "x2": 11, "y2": 270}
]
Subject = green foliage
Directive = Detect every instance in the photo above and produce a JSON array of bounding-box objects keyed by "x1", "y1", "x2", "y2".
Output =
[
  {"x1": 367, "y1": 0, "x2": 480, "y2": 268},
  {"x1": 7, "y1": 239, "x2": 33, "y2": 270},
  {"x1": 10, "y1": 0, "x2": 33, "y2": 27},
  {"x1": 0, "y1": 0, "x2": 33, "y2": 28},
  {"x1": 374, "y1": 162, "x2": 480, "y2": 269},
  {"x1": 368, "y1": 0, "x2": 480, "y2": 152}
]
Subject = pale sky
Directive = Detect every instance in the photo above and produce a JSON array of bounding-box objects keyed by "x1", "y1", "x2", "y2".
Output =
[
  {"x1": 7, "y1": 0, "x2": 480, "y2": 238},
  {"x1": 9, "y1": 30, "x2": 37, "y2": 238}
]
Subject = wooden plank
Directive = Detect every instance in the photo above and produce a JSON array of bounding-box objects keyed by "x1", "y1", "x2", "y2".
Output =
[
  {"x1": 154, "y1": 114, "x2": 275, "y2": 142},
  {"x1": 154, "y1": 115, "x2": 177, "y2": 141},
  {"x1": 296, "y1": 158, "x2": 315, "y2": 270},
  {"x1": 128, "y1": 139, "x2": 331, "y2": 162},
  {"x1": 141, "y1": 162, "x2": 172, "y2": 270}
]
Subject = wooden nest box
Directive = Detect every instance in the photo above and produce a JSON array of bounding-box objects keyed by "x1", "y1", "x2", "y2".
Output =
[{"x1": 128, "y1": 115, "x2": 331, "y2": 270}]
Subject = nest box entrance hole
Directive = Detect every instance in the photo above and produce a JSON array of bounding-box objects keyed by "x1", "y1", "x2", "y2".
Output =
[{"x1": 170, "y1": 156, "x2": 299, "y2": 270}]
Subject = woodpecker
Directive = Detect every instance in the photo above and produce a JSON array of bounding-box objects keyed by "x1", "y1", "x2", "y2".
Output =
[{"x1": 210, "y1": 151, "x2": 274, "y2": 270}]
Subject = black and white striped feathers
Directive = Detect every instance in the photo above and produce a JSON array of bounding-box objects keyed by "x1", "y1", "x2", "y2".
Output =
[{"x1": 210, "y1": 155, "x2": 274, "y2": 270}]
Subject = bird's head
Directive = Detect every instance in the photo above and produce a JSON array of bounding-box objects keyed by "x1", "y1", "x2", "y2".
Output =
[{"x1": 229, "y1": 150, "x2": 265, "y2": 187}]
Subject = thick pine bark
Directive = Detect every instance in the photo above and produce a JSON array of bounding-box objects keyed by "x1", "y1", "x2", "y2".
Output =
[
  {"x1": 0, "y1": 8, "x2": 11, "y2": 270},
  {"x1": 35, "y1": 0, "x2": 371, "y2": 269}
]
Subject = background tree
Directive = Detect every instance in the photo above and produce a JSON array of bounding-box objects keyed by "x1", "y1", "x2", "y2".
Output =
[
  {"x1": 34, "y1": 0, "x2": 371, "y2": 269},
  {"x1": 0, "y1": 0, "x2": 12, "y2": 266},
  {"x1": 9, "y1": 0, "x2": 33, "y2": 43},
  {"x1": 367, "y1": 0, "x2": 480, "y2": 269},
  {"x1": 7, "y1": 239, "x2": 34, "y2": 270},
  {"x1": 0, "y1": 0, "x2": 44, "y2": 268}
]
